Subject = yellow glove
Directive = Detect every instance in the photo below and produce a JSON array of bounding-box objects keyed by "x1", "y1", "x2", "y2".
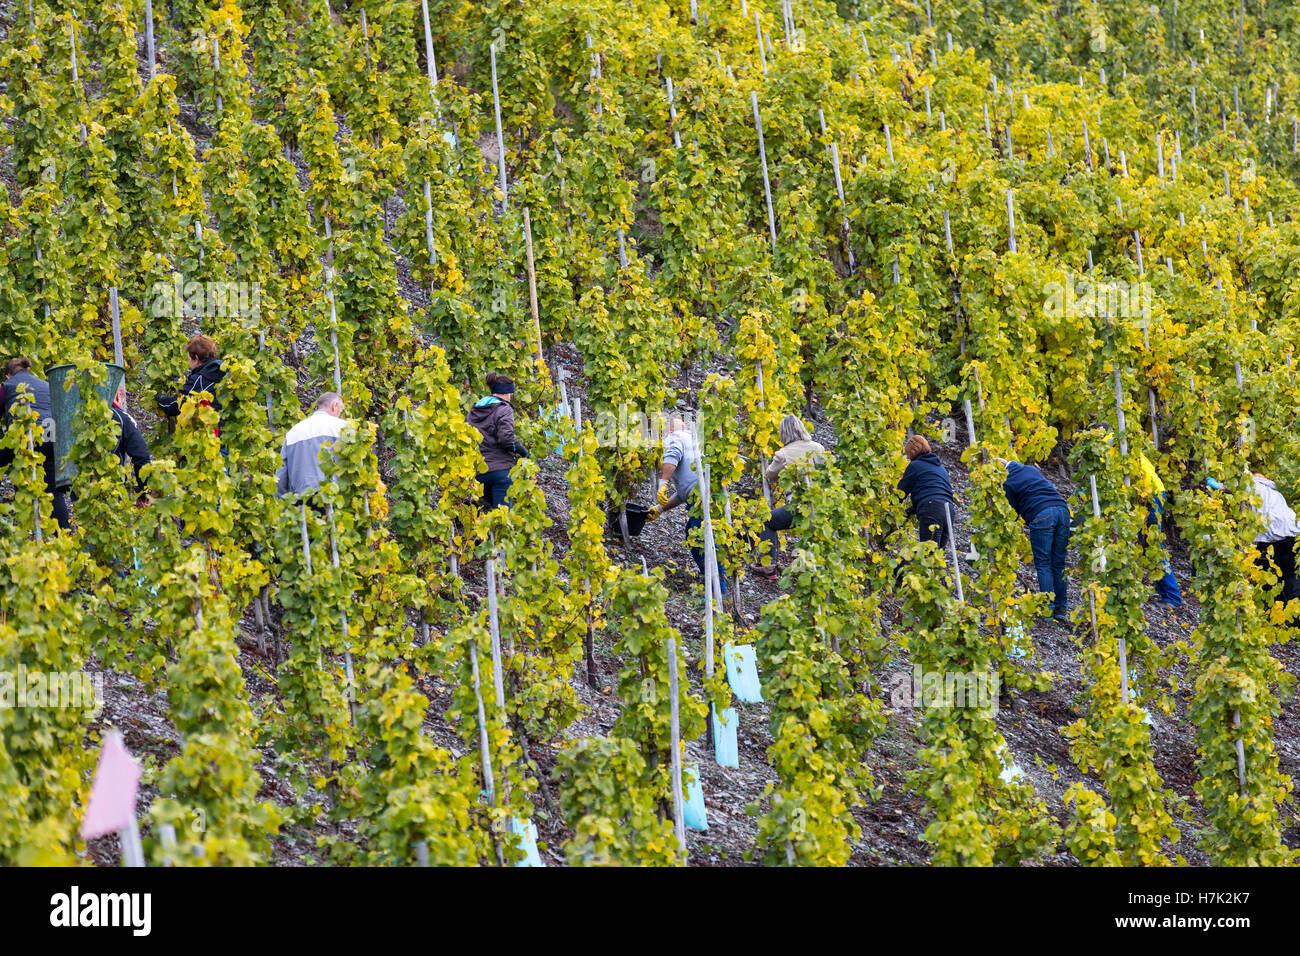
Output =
[
  {"x1": 646, "y1": 505, "x2": 661, "y2": 521},
  {"x1": 657, "y1": 481, "x2": 671, "y2": 507}
]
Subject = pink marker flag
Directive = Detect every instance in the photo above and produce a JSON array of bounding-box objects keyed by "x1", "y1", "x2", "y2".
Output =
[{"x1": 80, "y1": 731, "x2": 141, "y2": 841}]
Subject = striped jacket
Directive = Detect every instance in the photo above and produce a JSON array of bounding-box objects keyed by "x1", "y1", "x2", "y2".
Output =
[{"x1": 275, "y1": 410, "x2": 348, "y2": 497}]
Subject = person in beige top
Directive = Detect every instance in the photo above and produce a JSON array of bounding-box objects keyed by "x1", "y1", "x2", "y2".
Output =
[
  {"x1": 765, "y1": 430, "x2": 826, "y2": 484},
  {"x1": 752, "y1": 415, "x2": 826, "y2": 580}
]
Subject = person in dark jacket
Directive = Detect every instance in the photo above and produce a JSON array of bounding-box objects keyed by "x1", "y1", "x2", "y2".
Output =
[
  {"x1": 112, "y1": 383, "x2": 152, "y2": 494},
  {"x1": 898, "y1": 435, "x2": 956, "y2": 551},
  {"x1": 0, "y1": 356, "x2": 70, "y2": 530},
  {"x1": 156, "y1": 334, "x2": 224, "y2": 431},
  {"x1": 466, "y1": 372, "x2": 529, "y2": 510},
  {"x1": 1003, "y1": 460, "x2": 1071, "y2": 622}
]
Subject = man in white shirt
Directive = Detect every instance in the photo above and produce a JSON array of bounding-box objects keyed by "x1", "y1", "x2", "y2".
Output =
[
  {"x1": 276, "y1": 392, "x2": 348, "y2": 497},
  {"x1": 1253, "y1": 473, "x2": 1300, "y2": 594}
]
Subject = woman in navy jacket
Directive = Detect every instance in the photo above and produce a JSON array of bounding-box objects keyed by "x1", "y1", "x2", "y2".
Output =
[{"x1": 898, "y1": 435, "x2": 956, "y2": 551}]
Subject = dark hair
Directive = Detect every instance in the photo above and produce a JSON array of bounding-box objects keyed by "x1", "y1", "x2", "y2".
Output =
[
  {"x1": 5, "y1": 357, "x2": 33, "y2": 377},
  {"x1": 486, "y1": 372, "x2": 516, "y2": 395},
  {"x1": 186, "y1": 334, "x2": 219, "y2": 363}
]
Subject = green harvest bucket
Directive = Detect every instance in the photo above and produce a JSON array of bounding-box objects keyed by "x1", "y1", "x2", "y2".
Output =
[{"x1": 47, "y1": 363, "x2": 126, "y2": 487}]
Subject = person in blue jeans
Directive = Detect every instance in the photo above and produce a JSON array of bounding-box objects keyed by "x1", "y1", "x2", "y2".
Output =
[
  {"x1": 653, "y1": 413, "x2": 727, "y2": 593},
  {"x1": 1076, "y1": 446, "x2": 1181, "y2": 608},
  {"x1": 1002, "y1": 460, "x2": 1071, "y2": 622},
  {"x1": 1143, "y1": 491, "x2": 1182, "y2": 607},
  {"x1": 1135, "y1": 454, "x2": 1181, "y2": 606},
  {"x1": 465, "y1": 372, "x2": 529, "y2": 510}
]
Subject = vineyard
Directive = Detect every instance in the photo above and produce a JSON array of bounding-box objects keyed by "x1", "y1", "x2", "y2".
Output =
[{"x1": 2, "y1": 0, "x2": 1300, "y2": 869}]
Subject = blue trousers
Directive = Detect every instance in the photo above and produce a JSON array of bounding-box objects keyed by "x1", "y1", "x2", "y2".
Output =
[
  {"x1": 478, "y1": 469, "x2": 512, "y2": 510},
  {"x1": 684, "y1": 491, "x2": 727, "y2": 593},
  {"x1": 1027, "y1": 506, "x2": 1071, "y2": 614},
  {"x1": 1141, "y1": 493, "x2": 1181, "y2": 605}
]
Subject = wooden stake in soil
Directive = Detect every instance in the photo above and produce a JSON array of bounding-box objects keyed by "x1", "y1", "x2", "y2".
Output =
[
  {"x1": 1006, "y1": 188, "x2": 1017, "y2": 253},
  {"x1": 1089, "y1": 475, "x2": 1130, "y2": 703},
  {"x1": 144, "y1": 0, "x2": 156, "y2": 80},
  {"x1": 829, "y1": 141, "x2": 855, "y2": 272},
  {"x1": 489, "y1": 42, "x2": 508, "y2": 207},
  {"x1": 752, "y1": 91, "x2": 778, "y2": 255},
  {"x1": 944, "y1": 501, "x2": 964, "y2": 603},
  {"x1": 667, "y1": 636, "x2": 687, "y2": 859},
  {"x1": 1134, "y1": 233, "x2": 1159, "y2": 448},
  {"x1": 29, "y1": 433, "x2": 41, "y2": 541},
  {"x1": 326, "y1": 271, "x2": 342, "y2": 392},
  {"x1": 69, "y1": 18, "x2": 80, "y2": 87},
  {"x1": 666, "y1": 76, "x2": 682, "y2": 149},
  {"x1": 108, "y1": 288, "x2": 125, "y2": 384},
  {"x1": 487, "y1": 557, "x2": 507, "y2": 711},
  {"x1": 422, "y1": 179, "x2": 436, "y2": 287},
  {"x1": 756, "y1": 360, "x2": 772, "y2": 505},
  {"x1": 466, "y1": 632, "x2": 503, "y2": 865},
  {"x1": 326, "y1": 503, "x2": 358, "y2": 727},
  {"x1": 420, "y1": 0, "x2": 439, "y2": 88},
  {"x1": 522, "y1": 208, "x2": 545, "y2": 378},
  {"x1": 212, "y1": 35, "x2": 223, "y2": 115}
]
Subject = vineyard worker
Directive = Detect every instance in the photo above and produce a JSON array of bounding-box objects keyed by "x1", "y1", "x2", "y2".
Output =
[
  {"x1": 0, "y1": 357, "x2": 70, "y2": 530},
  {"x1": 1136, "y1": 453, "x2": 1181, "y2": 609},
  {"x1": 111, "y1": 382, "x2": 152, "y2": 493},
  {"x1": 1251, "y1": 472, "x2": 1300, "y2": 605},
  {"x1": 466, "y1": 372, "x2": 529, "y2": 510},
  {"x1": 653, "y1": 412, "x2": 728, "y2": 593},
  {"x1": 276, "y1": 392, "x2": 348, "y2": 498},
  {"x1": 156, "y1": 334, "x2": 225, "y2": 433},
  {"x1": 898, "y1": 435, "x2": 956, "y2": 552},
  {"x1": 1002, "y1": 459, "x2": 1071, "y2": 623},
  {"x1": 751, "y1": 415, "x2": 826, "y2": 581}
]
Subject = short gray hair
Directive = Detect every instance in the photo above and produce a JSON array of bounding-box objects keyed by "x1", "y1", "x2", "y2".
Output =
[
  {"x1": 779, "y1": 414, "x2": 810, "y2": 446},
  {"x1": 315, "y1": 391, "x2": 343, "y2": 411}
]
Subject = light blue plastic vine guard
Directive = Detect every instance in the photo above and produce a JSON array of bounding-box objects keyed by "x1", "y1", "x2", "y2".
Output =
[
  {"x1": 131, "y1": 545, "x2": 158, "y2": 595},
  {"x1": 712, "y1": 706, "x2": 739, "y2": 768},
  {"x1": 683, "y1": 763, "x2": 708, "y2": 831},
  {"x1": 540, "y1": 403, "x2": 575, "y2": 457},
  {"x1": 477, "y1": 790, "x2": 543, "y2": 866},
  {"x1": 724, "y1": 642, "x2": 763, "y2": 704},
  {"x1": 509, "y1": 817, "x2": 543, "y2": 867}
]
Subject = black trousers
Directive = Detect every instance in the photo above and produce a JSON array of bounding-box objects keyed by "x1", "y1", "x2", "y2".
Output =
[
  {"x1": 895, "y1": 498, "x2": 955, "y2": 588},
  {"x1": 1, "y1": 441, "x2": 70, "y2": 530},
  {"x1": 915, "y1": 498, "x2": 953, "y2": 553},
  {"x1": 1255, "y1": 537, "x2": 1297, "y2": 589},
  {"x1": 42, "y1": 442, "x2": 70, "y2": 530},
  {"x1": 757, "y1": 506, "x2": 794, "y2": 557}
]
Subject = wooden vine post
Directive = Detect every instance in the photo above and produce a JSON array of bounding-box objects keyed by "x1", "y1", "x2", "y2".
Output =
[
  {"x1": 325, "y1": 503, "x2": 358, "y2": 728},
  {"x1": 756, "y1": 360, "x2": 772, "y2": 505},
  {"x1": 522, "y1": 207, "x2": 546, "y2": 380},
  {"x1": 144, "y1": 0, "x2": 156, "y2": 80},
  {"x1": 489, "y1": 42, "x2": 508, "y2": 208},
  {"x1": 752, "y1": 91, "x2": 778, "y2": 255},
  {"x1": 666, "y1": 636, "x2": 687, "y2": 860},
  {"x1": 1089, "y1": 475, "x2": 1130, "y2": 705},
  {"x1": 943, "y1": 501, "x2": 964, "y2": 603},
  {"x1": 1134, "y1": 230, "x2": 1159, "y2": 448},
  {"x1": 466, "y1": 624, "x2": 503, "y2": 865},
  {"x1": 325, "y1": 267, "x2": 342, "y2": 392}
]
